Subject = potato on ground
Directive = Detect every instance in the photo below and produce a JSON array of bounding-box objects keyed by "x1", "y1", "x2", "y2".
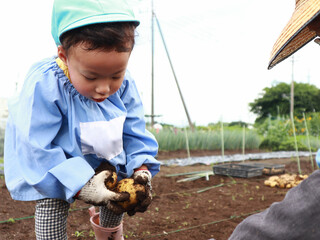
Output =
[{"x1": 264, "y1": 173, "x2": 308, "y2": 189}]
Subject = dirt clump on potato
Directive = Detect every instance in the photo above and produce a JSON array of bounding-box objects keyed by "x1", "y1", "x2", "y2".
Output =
[
  {"x1": 94, "y1": 162, "x2": 118, "y2": 189},
  {"x1": 105, "y1": 171, "x2": 118, "y2": 189},
  {"x1": 114, "y1": 178, "x2": 145, "y2": 211}
]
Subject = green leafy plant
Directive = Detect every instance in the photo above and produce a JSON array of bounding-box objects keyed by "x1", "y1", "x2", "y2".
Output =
[
  {"x1": 257, "y1": 115, "x2": 320, "y2": 151},
  {"x1": 7, "y1": 218, "x2": 15, "y2": 223},
  {"x1": 72, "y1": 231, "x2": 85, "y2": 238},
  {"x1": 89, "y1": 230, "x2": 95, "y2": 237}
]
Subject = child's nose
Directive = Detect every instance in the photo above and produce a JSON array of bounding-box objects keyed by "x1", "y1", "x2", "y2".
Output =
[{"x1": 96, "y1": 83, "x2": 110, "y2": 95}]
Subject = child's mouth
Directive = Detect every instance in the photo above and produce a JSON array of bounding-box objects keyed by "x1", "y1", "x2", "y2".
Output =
[{"x1": 92, "y1": 98, "x2": 106, "y2": 102}]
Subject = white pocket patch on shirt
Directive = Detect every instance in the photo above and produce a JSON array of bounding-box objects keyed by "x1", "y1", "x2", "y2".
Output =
[{"x1": 80, "y1": 116, "x2": 125, "y2": 160}]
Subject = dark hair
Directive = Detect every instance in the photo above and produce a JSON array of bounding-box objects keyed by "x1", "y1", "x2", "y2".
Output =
[{"x1": 60, "y1": 22, "x2": 137, "y2": 54}]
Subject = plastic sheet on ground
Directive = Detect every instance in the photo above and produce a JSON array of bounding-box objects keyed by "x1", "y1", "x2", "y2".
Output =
[
  {"x1": 160, "y1": 151, "x2": 315, "y2": 166},
  {"x1": 0, "y1": 152, "x2": 315, "y2": 174}
]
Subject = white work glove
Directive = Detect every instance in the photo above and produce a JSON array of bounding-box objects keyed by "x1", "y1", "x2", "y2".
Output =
[
  {"x1": 76, "y1": 170, "x2": 129, "y2": 208},
  {"x1": 127, "y1": 169, "x2": 153, "y2": 216},
  {"x1": 133, "y1": 169, "x2": 152, "y2": 189}
]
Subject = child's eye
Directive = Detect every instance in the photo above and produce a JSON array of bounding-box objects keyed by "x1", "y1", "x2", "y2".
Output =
[
  {"x1": 85, "y1": 76, "x2": 96, "y2": 81},
  {"x1": 112, "y1": 76, "x2": 122, "y2": 80}
]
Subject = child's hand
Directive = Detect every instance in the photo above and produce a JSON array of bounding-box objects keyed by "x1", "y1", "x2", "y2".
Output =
[
  {"x1": 133, "y1": 169, "x2": 152, "y2": 187},
  {"x1": 76, "y1": 170, "x2": 129, "y2": 207},
  {"x1": 127, "y1": 169, "x2": 153, "y2": 216}
]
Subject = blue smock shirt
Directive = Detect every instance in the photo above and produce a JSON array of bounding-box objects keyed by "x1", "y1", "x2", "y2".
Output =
[
  {"x1": 4, "y1": 57, "x2": 160, "y2": 203},
  {"x1": 316, "y1": 149, "x2": 320, "y2": 168}
]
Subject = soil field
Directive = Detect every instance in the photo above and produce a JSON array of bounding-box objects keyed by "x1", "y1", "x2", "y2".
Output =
[{"x1": 0, "y1": 150, "x2": 317, "y2": 240}]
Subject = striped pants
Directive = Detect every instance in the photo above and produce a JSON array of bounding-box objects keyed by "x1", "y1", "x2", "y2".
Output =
[{"x1": 35, "y1": 198, "x2": 123, "y2": 240}]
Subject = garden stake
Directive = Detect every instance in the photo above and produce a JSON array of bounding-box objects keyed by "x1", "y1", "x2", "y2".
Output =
[
  {"x1": 290, "y1": 113, "x2": 301, "y2": 174},
  {"x1": 302, "y1": 112, "x2": 314, "y2": 171},
  {"x1": 220, "y1": 121, "x2": 225, "y2": 162},
  {"x1": 183, "y1": 127, "x2": 191, "y2": 160},
  {"x1": 242, "y1": 125, "x2": 246, "y2": 162}
]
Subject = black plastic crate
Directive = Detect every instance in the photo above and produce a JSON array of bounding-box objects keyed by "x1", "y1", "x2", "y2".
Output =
[
  {"x1": 239, "y1": 163, "x2": 285, "y2": 175},
  {"x1": 213, "y1": 163, "x2": 263, "y2": 178}
]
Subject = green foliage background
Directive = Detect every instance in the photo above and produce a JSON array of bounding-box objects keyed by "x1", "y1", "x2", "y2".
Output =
[
  {"x1": 0, "y1": 114, "x2": 319, "y2": 159},
  {"x1": 256, "y1": 113, "x2": 320, "y2": 151},
  {"x1": 250, "y1": 82, "x2": 320, "y2": 123},
  {"x1": 149, "y1": 125, "x2": 261, "y2": 151},
  {"x1": 150, "y1": 113, "x2": 320, "y2": 153}
]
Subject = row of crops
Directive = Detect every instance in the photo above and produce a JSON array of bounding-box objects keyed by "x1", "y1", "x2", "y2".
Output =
[
  {"x1": 149, "y1": 127, "x2": 261, "y2": 151},
  {"x1": 150, "y1": 127, "x2": 320, "y2": 152},
  {"x1": 0, "y1": 114, "x2": 320, "y2": 158},
  {"x1": 149, "y1": 114, "x2": 320, "y2": 153}
]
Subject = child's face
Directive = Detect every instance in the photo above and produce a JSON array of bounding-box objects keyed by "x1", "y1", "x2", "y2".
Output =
[{"x1": 58, "y1": 43, "x2": 131, "y2": 102}]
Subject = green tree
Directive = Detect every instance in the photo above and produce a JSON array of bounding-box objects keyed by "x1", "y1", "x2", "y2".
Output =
[{"x1": 250, "y1": 82, "x2": 320, "y2": 123}]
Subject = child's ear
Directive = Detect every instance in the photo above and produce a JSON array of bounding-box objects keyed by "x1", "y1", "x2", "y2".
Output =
[{"x1": 57, "y1": 45, "x2": 68, "y2": 65}]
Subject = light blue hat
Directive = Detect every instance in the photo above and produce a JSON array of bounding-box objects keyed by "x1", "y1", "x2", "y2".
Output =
[{"x1": 51, "y1": 0, "x2": 140, "y2": 46}]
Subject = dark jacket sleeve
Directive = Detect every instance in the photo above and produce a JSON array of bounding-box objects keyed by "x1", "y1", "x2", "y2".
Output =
[{"x1": 229, "y1": 170, "x2": 320, "y2": 240}]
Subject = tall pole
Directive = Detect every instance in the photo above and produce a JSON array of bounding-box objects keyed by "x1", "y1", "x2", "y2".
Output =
[
  {"x1": 290, "y1": 55, "x2": 300, "y2": 173},
  {"x1": 154, "y1": 14, "x2": 194, "y2": 131},
  {"x1": 151, "y1": 0, "x2": 155, "y2": 127},
  {"x1": 290, "y1": 56, "x2": 294, "y2": 116}
]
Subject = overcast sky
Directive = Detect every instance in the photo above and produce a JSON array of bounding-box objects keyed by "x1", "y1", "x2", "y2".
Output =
[{"x1": 1, "y1": 0, "x2": 320, "y2": 126}]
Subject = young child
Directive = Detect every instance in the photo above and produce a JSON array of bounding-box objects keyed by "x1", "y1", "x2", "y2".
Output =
[
  {"x1": 229, "y1": 0, "x2": 320, "y2": 239},
  {"x1": 4, "y1": 0, "x2": 160, "y2": 239}
]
